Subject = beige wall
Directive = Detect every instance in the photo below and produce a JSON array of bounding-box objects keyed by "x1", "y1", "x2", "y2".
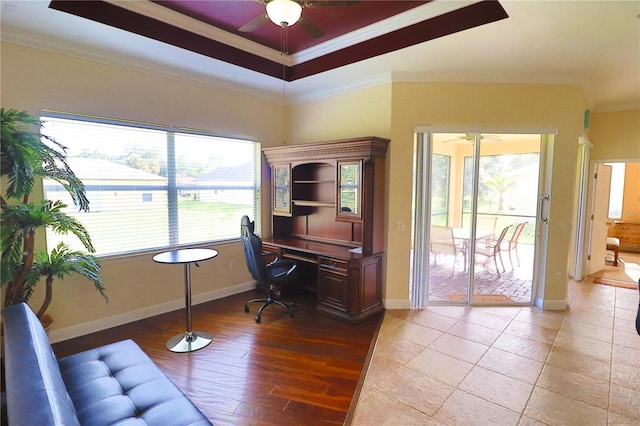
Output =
[
  {"x1": 1, "y1": 41, "x2": 284, "y2": 334},
  {"x1": 590, "y1": 110, "x2": 640, "y2": 161},
  {"x1": 287, "y1": 84, "x2": 392, "y2": 143},
  {"x1": 588, "y1": 110, "x2": 640, "y2": 238},
  {"x1": 621, "y1": 163, "x2": 640, "y2": 222}
]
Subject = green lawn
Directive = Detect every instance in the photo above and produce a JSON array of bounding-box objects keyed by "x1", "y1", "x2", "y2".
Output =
[{"x1": 47, "y1": 200, "x2": 253, "y2": 256}]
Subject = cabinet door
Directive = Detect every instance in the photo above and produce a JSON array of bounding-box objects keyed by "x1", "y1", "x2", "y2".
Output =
[
  {"x1": 337, "y1": 160, "x2": 363, "y2": 220},
  {"x1": 272, "y1": 163, "x2": 291, "y2": 216},
  {"x1": 317, "y1": 257, "x2": 349, "y2": 312}
]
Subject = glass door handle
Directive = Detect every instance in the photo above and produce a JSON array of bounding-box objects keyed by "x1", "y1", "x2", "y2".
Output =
[{"x1": 539, "y1": 194, "x2": 550, "y2": 224}]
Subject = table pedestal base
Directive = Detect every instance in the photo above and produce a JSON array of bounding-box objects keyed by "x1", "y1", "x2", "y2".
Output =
[{"x1": 166, "y1": 331, "x2": 212, "y2": 352}]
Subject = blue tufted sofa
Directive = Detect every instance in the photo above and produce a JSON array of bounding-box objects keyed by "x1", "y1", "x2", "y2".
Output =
[{"x1": 2, "y1": 302, "x2": 211, "y2": 426}]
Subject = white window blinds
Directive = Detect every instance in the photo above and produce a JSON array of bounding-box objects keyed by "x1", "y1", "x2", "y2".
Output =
[{"x1": 41, "y1": 113, "x2": 260, "y2": 257}]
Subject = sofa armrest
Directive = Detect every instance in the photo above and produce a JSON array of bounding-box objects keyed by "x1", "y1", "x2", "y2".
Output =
[{"x1": 2, "y1": 303, "x2": 80, "y2": 426}]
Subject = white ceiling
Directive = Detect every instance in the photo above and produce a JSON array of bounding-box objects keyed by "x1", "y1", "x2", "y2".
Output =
[{"x1": 1, "y1": 0, "x2": 639, "y2": 111}]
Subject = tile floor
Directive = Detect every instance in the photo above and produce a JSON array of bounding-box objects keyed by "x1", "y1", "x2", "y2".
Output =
[{"x1": 352, "y1": 255, "x2": 640, "y2": 425}]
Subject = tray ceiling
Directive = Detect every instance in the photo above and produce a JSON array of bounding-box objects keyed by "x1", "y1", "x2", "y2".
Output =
[{"x1": 49, "y1": 0, "x2": 509, "y2": 81}]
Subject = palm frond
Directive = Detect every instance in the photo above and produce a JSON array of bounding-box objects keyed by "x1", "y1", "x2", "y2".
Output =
[
  {"x1": 33, "y1": 243, "x2": 107, "y2": 300},
  {"x1": 45, "y1": 200, "x2": 95, "y2": 252}
]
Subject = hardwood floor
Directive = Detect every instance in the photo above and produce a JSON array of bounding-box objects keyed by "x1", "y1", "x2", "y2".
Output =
[{"x1": 52, "y1": 290, "x2": 382, "y2": 425}]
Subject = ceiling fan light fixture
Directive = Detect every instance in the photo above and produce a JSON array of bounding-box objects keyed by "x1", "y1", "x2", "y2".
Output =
[{"x1": 266, "y1": 0, "x2": 303, "y2": 27}]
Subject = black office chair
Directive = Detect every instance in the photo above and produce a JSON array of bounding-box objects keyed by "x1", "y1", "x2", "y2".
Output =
[{"x1": 240, "y1": 215, "x2": 297, "y2": 323}]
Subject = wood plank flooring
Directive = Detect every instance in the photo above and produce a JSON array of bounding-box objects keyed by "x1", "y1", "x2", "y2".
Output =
[{"x1": 52, "y1": 290, "x2": 382, "y2": 425}]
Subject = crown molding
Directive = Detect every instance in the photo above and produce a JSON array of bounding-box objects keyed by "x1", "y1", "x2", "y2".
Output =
[
  {"x1": 293, "y1": 0, "x2": 478, "y2": 64},
  {"x1": 1, "y1": 28, "x2": 284, "y2": 106},
  {"x1": 591, "y1": 102, "x2": 640, "y2": 113},
  {"x1": 290, "y1": 73, "x2": 392, "y2": 104},
  {"x1": 391, "y1": 70, "x2": 589, "y2": 86}
]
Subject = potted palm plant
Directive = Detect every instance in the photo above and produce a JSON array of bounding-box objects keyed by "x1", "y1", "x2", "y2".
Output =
[{"x1": 1, "y1": 108, "x2": 106, "y2": 323}]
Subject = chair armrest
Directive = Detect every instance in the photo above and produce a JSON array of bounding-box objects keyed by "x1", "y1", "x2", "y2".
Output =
[
  {"x1": 265, "y1": 259, "x2": 297, "y2": 280},
  {"x1": 261, "y1": 251, "x2": 279, "y2": 262}
]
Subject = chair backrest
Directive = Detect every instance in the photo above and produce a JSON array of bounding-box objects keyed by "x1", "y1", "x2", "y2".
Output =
[
  {"x1": 494, "y1": 225, "x2": 512, "y2": 251},
  {"x1": 510, "y1": 222, "x2": 527, "y2": 244},
  {"x1": 477, "y1": 216, "x2": 498, "y2": 231},
  {"x1": 430, "y1": 226, "x2": 456, "y2": 254},
  {"x1": 240, "y1": 215, "x2": 267, "y2": 284}
]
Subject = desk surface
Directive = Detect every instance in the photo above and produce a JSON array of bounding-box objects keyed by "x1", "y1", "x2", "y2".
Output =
[
  {"x1": 153, "y1": 248, "x2": 218, "y2": 264},
  {"x1": 262, "y1": 238, "x2": 371, "y2": 260}
]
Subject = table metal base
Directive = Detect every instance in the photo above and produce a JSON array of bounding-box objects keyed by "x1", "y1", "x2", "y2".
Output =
[{"x1": 166, "y1": 331, "x2": 212, "y2": 353}]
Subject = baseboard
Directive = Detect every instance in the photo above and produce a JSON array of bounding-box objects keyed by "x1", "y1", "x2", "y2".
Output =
[
  {"x1": 48, "y1": 281, "x2": 256, "y2": 343},
  {"x1": 384, "y1": 298, "x2": 410, "y2": 310},
  {"x1": 534, "y1": 296, "x2": 568, "y2": 311}
]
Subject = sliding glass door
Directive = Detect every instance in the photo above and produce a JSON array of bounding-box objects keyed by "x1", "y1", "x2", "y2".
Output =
[{"x1": 412, "y1": 131, "x2": 546, "y2": 306}]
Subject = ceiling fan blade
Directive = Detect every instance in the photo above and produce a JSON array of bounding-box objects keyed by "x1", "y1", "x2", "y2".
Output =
[
  {"x1": 299, "y1": 15, "x2": 324, "y2": 38},
  {"x1": 441, "y1": 134, "x2": 503, "y2": 143},
  {"x1": 440, "y1": 134, "x2": 471, "y2": 143},
  {"x1": 239, "y1": 14, "x2": 269, "y2": 32},
  {"x1": 481, "y1": 134, "x2": 502, "y2": 142}
]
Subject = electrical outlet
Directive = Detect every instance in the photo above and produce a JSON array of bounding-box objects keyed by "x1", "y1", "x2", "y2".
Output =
[
  {"x1": 394, "y1": 221, "x2": 405, "y2": 232},
  {"x1": 554, "y1": 272, "x2": 561, "y2": 282},
  {"x1": 229, "y1": 260, "x2": 235, "y2": 270}
]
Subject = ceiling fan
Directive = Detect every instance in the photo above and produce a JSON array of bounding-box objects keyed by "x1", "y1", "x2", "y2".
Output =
[
  {"x1": 240, "y1": 0, "x2": 360, "y2": 38},
  {"x1": 442, "y1": 134, "x2": 502, "y2": 143}
]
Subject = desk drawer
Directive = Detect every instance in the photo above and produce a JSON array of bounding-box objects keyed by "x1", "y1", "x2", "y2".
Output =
[{"x1": 319, "y1": 257, "x2": 348, "y2": 275}]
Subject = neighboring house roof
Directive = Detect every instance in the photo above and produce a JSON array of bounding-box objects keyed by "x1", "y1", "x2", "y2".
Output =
[
  {"x1": 198, "y1": 162, "x2": 254, "y2": 182},
  {"x1": 65, "y1": 157, "x2": 166, "y2": 181}
]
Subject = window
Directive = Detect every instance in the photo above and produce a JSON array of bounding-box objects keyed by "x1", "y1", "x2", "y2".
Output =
[
  {"x1": 430, "y1": 154, "x2": 450, "y2": 226},
  {"x1": 41, "y1": 112, "x2": 260, "y2": 257},
  {"x1": 605, "y1": 162, "x2": 625, "y2": 219},
  {"x1": 462, "y1": 152, "x2": 540, "y2": 227}
]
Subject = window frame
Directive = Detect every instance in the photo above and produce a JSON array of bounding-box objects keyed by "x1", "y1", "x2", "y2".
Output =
[{"x1": 40, "y1": 110, "x2": 261, "y2": 259}]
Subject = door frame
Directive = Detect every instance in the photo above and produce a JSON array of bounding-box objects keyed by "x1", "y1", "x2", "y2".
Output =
[
  {"x1": 411, "y1": 126, "x2": 556, "y2": 308},
  {"x1": 572, "y1": 136, "x2": 592, "y2": 281},
  {"x1": 586, "y1": 163, "x2": 612, "y2": 275},
  {"x1": 577, "y1": 157, "x2": 640, "y2": 280}
]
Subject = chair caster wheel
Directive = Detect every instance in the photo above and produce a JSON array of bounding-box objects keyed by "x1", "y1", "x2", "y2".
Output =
[
  {"x1": 289, "y1": 312, "x2": 294, "y2": 318},
  {"x1": 255, "y1": 317, "x2": 261, "y2": 323},
  {"x1": 244, "y1": 305, "x2": 249, "y2": 313}
]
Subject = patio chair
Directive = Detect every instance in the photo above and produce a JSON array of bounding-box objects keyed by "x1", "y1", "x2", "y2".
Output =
[
  {"x1": 476, "y1": 215, "x2": 498, "y2": 244},
  {"x1": 477, "y1": 215, "x2": 497, "y2": 231},
  {"x1": 499, "y1": 221, "x2": 528, "y2": 269},
  {"x1": 430, "y1": 226, "x2": 466, "y2": 275},
  {"x1": 475, "y1": 224, "x2": 512, "y2": 277}
]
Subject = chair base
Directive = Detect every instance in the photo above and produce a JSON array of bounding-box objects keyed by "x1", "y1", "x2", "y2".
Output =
[{"x1": 244, "y1": 288, "x2": 295, "y2": 323}]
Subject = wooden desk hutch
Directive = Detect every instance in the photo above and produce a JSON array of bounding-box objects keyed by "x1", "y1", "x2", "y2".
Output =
[{"x1": 262, "y1": 137, "x2": 389, "y2": 324}]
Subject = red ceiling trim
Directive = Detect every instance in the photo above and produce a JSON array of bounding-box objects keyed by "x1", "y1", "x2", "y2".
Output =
[
  {"x1": 290, "y1": 1, "x2": 509, "y2": 80},
  {"x1": 49, "y1": 1, "x2": 508, "y2": 82},
  {"x1": 49, "y1": 0, "x2": 285, "y2": 79}
]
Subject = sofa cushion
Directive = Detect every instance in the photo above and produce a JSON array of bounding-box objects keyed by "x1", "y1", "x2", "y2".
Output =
[
  {"x1": 58, "y1": 339, "x2": 211, "y2": 426},
  {"x1": 2, "y1": 303, "x2": 81, "y2": 426}
]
